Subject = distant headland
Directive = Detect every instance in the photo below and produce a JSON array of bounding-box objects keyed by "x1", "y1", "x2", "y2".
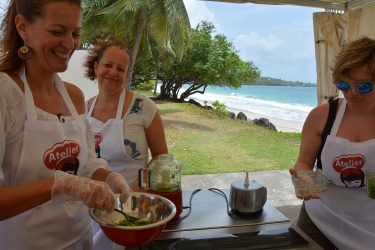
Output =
[{"x1": 246, "y1": 77, "x2": 316, "y2": 87}]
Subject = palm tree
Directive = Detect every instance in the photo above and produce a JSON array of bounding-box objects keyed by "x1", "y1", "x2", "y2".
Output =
[{"x1": 82, "y1": 0, "x2": 191, "y2": 89}]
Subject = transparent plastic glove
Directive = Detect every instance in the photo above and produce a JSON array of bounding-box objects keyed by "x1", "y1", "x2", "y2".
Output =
[
  {"x1": 290, "y1": 169, "x2": 327, "y2": 200},
  {"x1": 106, "y1": 172, "x2": 131, "y2": 203},
  {"x1": 52, "y1": 170, "x2": 115, "y2": 210}
]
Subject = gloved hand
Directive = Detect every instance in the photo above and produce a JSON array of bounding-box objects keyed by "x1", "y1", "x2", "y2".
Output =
[
  {"x1": 52, "y1": 170, "x2": 115, "y2": 210},
  {"x1": 106, "y1": 172, "x2": 131, "y2": 203},
  {"x1": 289, "y1": 168, "x2": 327, "y2": 200}
]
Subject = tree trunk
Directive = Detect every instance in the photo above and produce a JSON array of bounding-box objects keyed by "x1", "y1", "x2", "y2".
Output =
[
  {"x1": 125, "y1": 6, "x2": 147, "y2": 90},
  {"x1": 153, "y1": 64, "x2": 159, "y2": 95},
  {"x1": 153, "y1": 81, "x2": 158, "y2": 95},
  {"x1": 172, "y1": 88, "x2": 178, "y2": 100},
  {"x1": 179, "y1": 84, "x2": 207, "y2": 100},
  {"x1": 159, "y1": 82, "x2": 168, "y2": 99},
  {"x1": 172, "y1": 82, "x2": 182, "y2": 100}
]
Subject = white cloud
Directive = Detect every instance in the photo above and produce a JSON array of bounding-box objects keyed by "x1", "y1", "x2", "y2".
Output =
[
  {"x1": 182, "y1": 2, "x2": 317, "y2": 82},
  {"x1": 0, "y1": 0, "x2": 7, "y2": 8},
  {"x1": 0, "y1": 0, "x2": 7, "y2": 16},
  {"x1": 235, "y1": 32, "x2": 285, "y2": 53},
  {"x1": 183, "y1": 0, "x2": 215, "y2": 28},
  {"x1": 234, "y1": 31, "x2": 316, "y2": 82}
]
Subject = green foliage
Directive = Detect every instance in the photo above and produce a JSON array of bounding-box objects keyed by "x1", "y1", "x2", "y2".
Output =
[
  {"x1": 82, "y1": 0, "x2": 191, "y2": 87},
  {"x1": 211, "y1": 100, "x2": 228, "y2": 118},
  {"x1": 135, "y1": 80, "x2": 155, "y2": 92},
  {"x1": 82, "y1": 0, "x2": 191, "y2": 55},
  {"x1": 81, "y1": 0, "x2": 121, "y2": 45},
  {"x1": 132, "y1": 48, "x2": 158, "y2": 84},
  {"x1": 157, "y1": 21, "x2": 261, "y2": 101}
]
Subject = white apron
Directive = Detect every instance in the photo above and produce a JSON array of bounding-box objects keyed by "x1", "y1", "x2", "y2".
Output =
[
  {"x1": 87, "y1": 90, "x2": 144, "y2": 250},
  {"x1": 306, "y1": 99, "x2": 375, "y2": 250},
  {"x1": 87, "y1": 90, "x2": 144, "y2": 188},
  {"x1": 0, "y1": 68, "x2": 92, "y2": 250}
]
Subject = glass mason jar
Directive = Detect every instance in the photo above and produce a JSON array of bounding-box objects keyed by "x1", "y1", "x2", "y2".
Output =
[{"x1": 149, "y1": 154, "x2": 181, "y2": 193}]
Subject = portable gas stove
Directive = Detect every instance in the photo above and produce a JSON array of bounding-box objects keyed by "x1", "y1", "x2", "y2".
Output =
[
  {"x1": 125, "y1": 189, "x2": 321, "y2": 250},
  {"x1": 144, "y1": 226, "x2": 308, "y2": 249}
]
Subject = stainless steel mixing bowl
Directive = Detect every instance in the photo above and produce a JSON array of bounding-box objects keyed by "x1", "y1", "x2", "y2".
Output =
[{"x1": 89, "y1": 192, "x2": 176, "y2": 247}]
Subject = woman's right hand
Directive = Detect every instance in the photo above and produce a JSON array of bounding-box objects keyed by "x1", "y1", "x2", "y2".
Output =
[
  {"x1": 52, "y1": 170, "x2": 115, "y2": 210},
  {"x1": 289, "y1": 168, "x2": 327, "y2": 200}
]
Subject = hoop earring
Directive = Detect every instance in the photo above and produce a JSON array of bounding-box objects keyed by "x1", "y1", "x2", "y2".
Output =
[{"x1": 18, "y1": 43, "x2": 32, "y2": 60}]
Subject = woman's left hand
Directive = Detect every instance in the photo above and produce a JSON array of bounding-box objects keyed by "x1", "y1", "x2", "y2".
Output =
[
  {"x1": 106, "y1": 172, "x2": 132, "y2": 203},
  {"x1": 289, "y1": 168, "x2": 326, "y2": 200}
]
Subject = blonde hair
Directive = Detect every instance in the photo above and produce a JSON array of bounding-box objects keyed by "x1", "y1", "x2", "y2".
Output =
[{"x1": 332, "y1": 37, "x2": 375, "y2": 84}]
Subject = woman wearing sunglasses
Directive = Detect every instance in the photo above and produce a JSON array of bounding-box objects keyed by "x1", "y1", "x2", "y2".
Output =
[{"x1": 289, "y1": 37, "x2": 375, "y2": 250}]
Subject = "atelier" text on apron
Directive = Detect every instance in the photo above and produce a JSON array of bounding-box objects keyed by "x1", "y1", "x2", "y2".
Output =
[{"x1": 0, "y1": 67, "x2": 92, "y2": 250}]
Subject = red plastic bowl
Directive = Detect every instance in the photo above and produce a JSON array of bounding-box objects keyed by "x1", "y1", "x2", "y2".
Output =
[
  {"x1": 100, "y1": 223, "x2": 165, "y2": 246},
  {"x1": 89, "y1": 192, "x2": 176, "y2": 247}
]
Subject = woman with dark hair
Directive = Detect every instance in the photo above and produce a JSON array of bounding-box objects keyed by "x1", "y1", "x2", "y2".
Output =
[
  {"x1": 290, "y1": 37, "x2": 375, "y2": 250},
  {"x1": 0, "y1": 1, "x2": 130, "y2": 249}
]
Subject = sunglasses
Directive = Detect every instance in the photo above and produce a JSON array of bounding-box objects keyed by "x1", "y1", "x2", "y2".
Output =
[{"x1": 335, "y1": 80, "x2": 374, "y2": 94}]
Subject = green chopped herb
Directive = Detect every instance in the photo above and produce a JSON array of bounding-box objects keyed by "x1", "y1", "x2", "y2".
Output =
[{"x1": 118, "y1": 217, "x2": 152, "y2": 226}]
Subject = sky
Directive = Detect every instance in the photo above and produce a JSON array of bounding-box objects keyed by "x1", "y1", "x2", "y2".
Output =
[
  {"x1": 183, "y1": 0, "x2": 322, "y2": 83},
  {"x1": 0, "y1": 0, "x2": 322, "y2": 83}
]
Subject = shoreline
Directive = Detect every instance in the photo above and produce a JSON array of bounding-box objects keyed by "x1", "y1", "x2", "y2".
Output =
[
  {"x1": 60, "y1": 50, "x2": 304, "y2": 133},
  {"x1": 227, "y1": 106, "x2": 303, "y2": 133},
  {"x1": 188, "y1": 98, "x2": 304, "y2": 133}
]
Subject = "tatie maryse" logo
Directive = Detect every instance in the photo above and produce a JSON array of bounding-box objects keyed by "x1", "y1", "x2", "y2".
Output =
[
  {"x1": 43, "y1": 140, "x2": 81, "y2": 175},
  {"x1": 332, "y1": 154, "x2": 365, "y2": 172}
]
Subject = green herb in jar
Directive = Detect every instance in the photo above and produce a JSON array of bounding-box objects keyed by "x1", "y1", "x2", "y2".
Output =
[{"x1": 367, "y1": 177, "x2": 375, "y2": 199}]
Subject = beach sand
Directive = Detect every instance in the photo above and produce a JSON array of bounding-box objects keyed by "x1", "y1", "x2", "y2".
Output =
[
  {"x1": 228, "y1": 107, "x2": 303, "y2": 133},
  {"x1": 60, "y1": 50, "x2": 303, "y2": 133}
]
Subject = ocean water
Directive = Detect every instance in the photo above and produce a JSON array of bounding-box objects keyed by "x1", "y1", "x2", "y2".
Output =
[
  {"x1": 185, "y1": 85, "x2": 317, "y2": 123},
  {"x1": 60, "y1": 50, "x2": 316, "y2": 127}
]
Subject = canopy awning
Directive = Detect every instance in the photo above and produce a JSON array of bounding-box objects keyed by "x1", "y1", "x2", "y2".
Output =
[{"x1": 204, "y1": 0, "x2": 375, "y2": 11}]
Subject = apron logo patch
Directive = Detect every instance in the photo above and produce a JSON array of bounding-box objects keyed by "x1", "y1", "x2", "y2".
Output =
[
  {"x1": 43, "y1": 140, "x2": 81, "y2": 175},
  {"x1": 332, "y1": 154, "x2": 366, "y2": 188},
  {"x1": 94, "y1": 133, "x2": 103, "y2": 158},
  {"x1": 333, "y1": 154, "x2": 365, "y2": 172}
]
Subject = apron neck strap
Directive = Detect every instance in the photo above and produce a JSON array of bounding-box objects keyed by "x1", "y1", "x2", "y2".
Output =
[
  {"x1": 87, "y1": 95, "x2": 98, "y2": 117},
  {"x1": 331, "y1": 98, "x2": 346, "y2": 135},
  {"x1": 19, "y1": 66, "x2": 37, "y2": 120},
  {"x1": 54, "y1": 74, "x2": 79, "y2": 118},
  {"x1": 115, "y1": 90, "x2": 126, "y2": 119},
  {"x1": 88, "y1": 89, "x2": 126, "y2": 120},
  {"x1": 19, "y1": 66, "x2": 79, "y2": 120}
]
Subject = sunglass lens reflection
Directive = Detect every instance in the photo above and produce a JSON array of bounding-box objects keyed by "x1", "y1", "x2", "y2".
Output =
[
  {"x1": 357, "y1": 81, "x2": 373, "y2": 94},
  {"x1": 336, "y1": 81, "x2": 350, "y2": 91},
  {"x1": 336, "y1": 80, "x2": 373, "y2": 94}
]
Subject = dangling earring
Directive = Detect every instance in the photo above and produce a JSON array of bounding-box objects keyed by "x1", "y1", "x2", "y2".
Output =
[{"x1": 18, "y1": 42, "x2": 32, "y2": 60}]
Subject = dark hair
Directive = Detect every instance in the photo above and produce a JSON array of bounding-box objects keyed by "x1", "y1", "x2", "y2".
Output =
[
  {"x1": 332, "y1": 37, "x2": 375, "y2": 84},
  {"x1": 0, "y1": 0, "x2": 82, "y2": 72},
  {"x1": 84, "y1": 39, "x2": 131, "y2": 81},
  {"x1": 340, "y1": 168, "x2": 365, "y2": 188}
]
